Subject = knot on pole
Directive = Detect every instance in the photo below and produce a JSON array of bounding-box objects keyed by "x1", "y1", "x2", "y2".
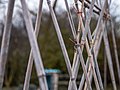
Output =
[
  {"x1": 103, "y1": 13, "x2": 110, "y2": 20},
  {"x1": 74, "y1": 43, "x2": 82, "y2": 52},
  {"x1": 38, "y1": 74, "x2": 46, "y2": 78},
  {"x1": 71, "y1": 77, "x2": 75, "y2": 81},
  {"x1": 77, "y1": 11, "x2": 83, "y2": 16},
  {"x1": 73, "y1": 6, "x2": 83, "y2": 16},
  {"x1": 80, "y1": 39, "x2": 85, "y2": 46},
  {"x1": 69, "y1": 38, "x2": 77, "y2": 44},
  {"x1": 90, "y1": 40, "x2": 94, "y2": 47},
  {"x1": 75, "y1": 43, "x2": 81, "y2": 48}
]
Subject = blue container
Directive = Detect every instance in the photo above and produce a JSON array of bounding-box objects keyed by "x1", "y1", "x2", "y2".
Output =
[{"x1": 45, "y1": 69, "x2": 60, "y2": 90}]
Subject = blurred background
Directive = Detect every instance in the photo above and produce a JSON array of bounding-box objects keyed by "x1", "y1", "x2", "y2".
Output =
[{"x1": 0, "y1": 0, "x2": 120, "y2": 90}]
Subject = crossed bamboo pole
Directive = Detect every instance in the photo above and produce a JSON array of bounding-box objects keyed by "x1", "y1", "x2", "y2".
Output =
[
  {"x1": 67, "y1": 0, "x2": 101, "y2": 89},
  {"x1": 66, "y1": 0, "x2": 116, "y2": 90},
  {"x1": 73, "y1": 0, "x2": 104, "y2": 90},
  {"x1": 20, "y1": 0, "x2": 48, "y2": 90},
  {"x1": 0, "y1": 0, "x2": 48, "y2": 89},
  {"x1": 78, "y1": 0, "x2": 107, "y2": 89},
  {"x1": 47, "y1": 0, "x2": 78, "y2": 90},
  {"x1": 64, "y1": 0, "x2": 77, "y2": 90},
  {"x1": 23, "y1": 0, "x2": 59, "y2": 90},
  {"x1": 66, "y1": 0, "x2": 109, "y2": 89},
  {"x1": 82, "y1": 1, "x2": 117, "y2": 90},
  {"x1": 0, "y1": 0, "x2": 119, "y2": 90},
  {"x1": 65, "y1": 0, "x2": 101, "y2": 90},
  {"x1": 82, "y1": 20, "x2": 106, "y2": 90},
  {"x1": 47, "y1": 0, "x2": 101, "y2": 89},
  {"x1": 65, "y1": 0, "x2": 112, "y2": 89},
  {"x1": 48, "y1": 2, "x2": 97, "y2": 89},
  {"x1": 23, "y1": 0, "x2": 44, "y2": 90},
  {"x1": 47, "y1": 0, "x2": 99, "y2": 90}
]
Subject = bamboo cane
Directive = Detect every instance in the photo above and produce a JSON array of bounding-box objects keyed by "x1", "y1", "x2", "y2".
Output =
[
  {"x1": 78, "y1": 20, "x2": 105, "y2": 90},
  {"x1": 104, "y1": 47, "x2": 107, "y2": 89},
  {"x1": 47, "y1": 0, "x2": 77, "y2": 90},
  {"x1": 0, "y1": 24, "x2": 3, "y2": 36},
  {"x1": 103, "y1": 27, "x2": 117, "y2": 90},
  {"x1": 75, "y1": 41, "x2": 92, "y2": 90},
  {"x1": 80, "y1": 0, "x2": 95, "y2": 47},
  {"x1": 67, "y1": 0, "x2": 99, "y2": 90},
  {"x1": 0, "y1": 1, "x2": 118, "y2": 90},
  {"x1": 79, "y1": 0, "x2": 109, "y2": 19},
  {"x1": 93, "y1": 0, "x2": 107, "y2": 43},
  {"x1": 83, "y1": 21, "x2": 105, "y2": 90},
  {"x1": 80, "y1": 1, "x2": 107, "y2": 89},
  {"x1": 67, "y1": 18, "x2": 83, "y2": 90},
  {"x1": 0, "y1": 0, "x2": 15, "y2": 89},
  {"x1": 78, "y1": 0, "x2": 103, "y2": 88},
  {"x1": 64, "y1": 0, "x2": 76, "y2": 39},
  {"x1": 23, "y1": 0, "x2": 44, "y2": 90},
  {"x1": 106, "y1": 0, "x2": 120, "y2": 84},
  {"x1": 65, "y1": 0, "x2": 82, "y2": 89},
  {"x1": 77, "y1": 15, "x2": 100, "y2": 90},
  {"x1": 47, "y1": 0, "x2": 98, "y2": 89},
  {"x1": 110, "y1": 19, "x2": 120, "y2": 85},
  {"x1": 23, "y1": 0, "x2": 59, "y2": 90},
  {"x1": 79, "y1": 29, "x2": 103, "y2": 90},
  {"x1": 20, "y1": 0, "x2": 48, "y2": 90},
  {"x1": 67, "y1": 21, "x2": 81, "y2": 90},
  {"x1": 69, "y1": 1, "x2": 98, "y2": 89},
  {"x1": 67, "y1": 0, "x2": 101, "y2": 89}
]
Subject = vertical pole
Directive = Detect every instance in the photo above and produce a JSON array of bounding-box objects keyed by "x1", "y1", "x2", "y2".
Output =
[{"x1": 0, "y1": 0, "x2": 15, "y2": 89}]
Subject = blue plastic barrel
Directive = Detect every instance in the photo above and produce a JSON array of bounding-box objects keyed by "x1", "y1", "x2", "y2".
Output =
[{"x1": 45, "y1": 69, "x2": 61, "y2": 90}]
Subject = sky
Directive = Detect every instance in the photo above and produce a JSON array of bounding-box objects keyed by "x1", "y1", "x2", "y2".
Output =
[{"x1": 0, "y1": 0, "x2": 120, "y2": 28}]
